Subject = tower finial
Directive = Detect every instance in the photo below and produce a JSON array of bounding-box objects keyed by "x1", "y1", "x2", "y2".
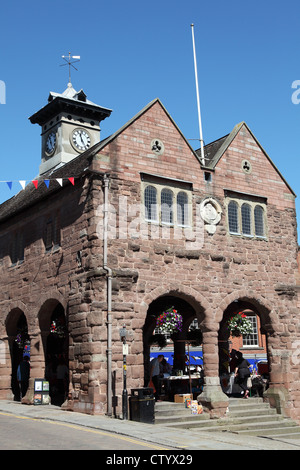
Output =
[{"x1": 60, "y1": 52, "x2": 81, "y2": 85}]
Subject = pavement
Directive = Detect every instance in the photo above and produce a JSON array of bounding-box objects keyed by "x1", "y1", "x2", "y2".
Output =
[{"x1": 0, "y1": 399, "x2": 300, "y2": 451}]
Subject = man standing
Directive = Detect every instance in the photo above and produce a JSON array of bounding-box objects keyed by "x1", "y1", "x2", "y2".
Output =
[
  {"x1": 17, "y1": 356, "x2": 30, "y2": 399},
  {"x1": 149, "y1": 355, "x2": 164, "y2": 401}
]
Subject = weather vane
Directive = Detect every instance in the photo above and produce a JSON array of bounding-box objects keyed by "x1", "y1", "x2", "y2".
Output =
[{"x1": 60, "y1": 52, "x2": 80, "y2": 85}]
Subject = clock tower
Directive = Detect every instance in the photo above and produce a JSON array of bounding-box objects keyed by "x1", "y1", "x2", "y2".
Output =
[{"x1": 29, "y1": 82, "x2": 112, "y2": 175}]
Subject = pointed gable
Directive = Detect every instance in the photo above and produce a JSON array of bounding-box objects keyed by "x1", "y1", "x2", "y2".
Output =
[
  {"x1": 90, "y1": 99, "x2": 203, "y2": 187},
  {"x1": 208, "y1": 122, "x2": 296, "y2": 209}
]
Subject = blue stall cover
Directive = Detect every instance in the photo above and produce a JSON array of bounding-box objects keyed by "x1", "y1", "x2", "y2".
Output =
[
  {"x1": 150, "y1": 350, "x2": 203, "y2": 366},
  {"x1": 150, "y1": 350, "x2": 267, "y2": 372}
]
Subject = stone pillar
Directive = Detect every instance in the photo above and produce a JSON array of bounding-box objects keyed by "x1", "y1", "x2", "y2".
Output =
[
  {"x1": 22, "y1": 330, "x2": 45, "y2": 405},
  {"x1": 198, "y1": 328, "x2": 229, "y2": 418},
  {"x1": 263, "y1": 333, "x2": 290, "y2": 416},
  {"x1": 0, "y1": 336, "x2": 13, "y2": 400}
]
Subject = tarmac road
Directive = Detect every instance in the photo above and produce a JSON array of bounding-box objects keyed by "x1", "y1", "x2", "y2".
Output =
[
  {"x1": 0, "y1": 412, "x2": 172, "y2": 451},
  {"x1": 0, "y1": 400, "x2": 299, "y2": 452}
]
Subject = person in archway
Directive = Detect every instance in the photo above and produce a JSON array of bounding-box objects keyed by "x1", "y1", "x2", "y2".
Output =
[
  {"x1": 17, "y1": 356, "x2": 30, "y2": 399},
  {"x1": 149, "y1": 355, "x2": 164, "y2": 401},
  {"x1": 234, "y1": 351, "x2": 251, "y2": 398}
]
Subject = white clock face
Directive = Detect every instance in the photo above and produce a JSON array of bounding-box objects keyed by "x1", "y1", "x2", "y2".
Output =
[
  {"x1": 72, "y1": 129, "x2": 91, "y2": 152},
  {"x1": 45, "y1": 131, "x2": 56, "y2": 155}
]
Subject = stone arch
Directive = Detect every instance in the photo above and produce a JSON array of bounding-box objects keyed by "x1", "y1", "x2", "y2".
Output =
[
  {"x1": 4, "y1": 305, "x2": 30, "y2": 401},
  {"x1": 216, "y1": 289, "x2": 277, "y2": 388},
  {"x1": 4, "y1": 301, "x2": 29, "y2": 337},
  {"x1": 37, "y1": 295, "x2": 68, "y2": 406},
  {"x1": 36, "y1": 290, "x2": 67, "y2": 331},
  {"x1": 142, "y1": 284, "x2": 208, "y2": 391},
  {"x1": 141, "y1": 283, "x2": 212, "y2": 324},
  {"x1": 216, "y1": 289, "x2": 277, "y2": 334}
]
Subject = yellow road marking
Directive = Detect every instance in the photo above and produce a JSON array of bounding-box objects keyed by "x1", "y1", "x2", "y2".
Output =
[{"x1": 0, "y1": 412, "x2": 169, "y2": 450}]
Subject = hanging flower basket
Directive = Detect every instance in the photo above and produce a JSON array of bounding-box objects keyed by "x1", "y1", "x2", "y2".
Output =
[
  {"x1": 15, "y1": 329, "x2": 30, "y2": 349},
  {"x1": 227, "y1": 312, "x2": 253, "y2": 337},
  {"x1": 156, "y1": 307, "x2": 183, "y2": 335},
  {"x1": 50, "y1": 320, "x2": 66, "y2": 338}
]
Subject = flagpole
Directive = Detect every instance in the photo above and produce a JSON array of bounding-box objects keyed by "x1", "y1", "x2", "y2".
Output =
[{"x1": 191, "y1": 24, "x2": 205, "y2": 166}]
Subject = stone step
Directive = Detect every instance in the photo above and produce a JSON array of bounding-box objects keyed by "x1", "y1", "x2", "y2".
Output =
[
  {"x1": 267, "y1": 432, "x2": 300, "y2": 439},
  {"x1": 154, "y1": 398, "x2": 300, "y2": 440},
  {"x1": 228, "y1": 406, "x2": 277, "y2": 418},
  {"x1": 233, "y1": 421, "x2": 300, "y2": 437},
  {"x1": 163, "y1": 414, "x2": 286, "y2": 430}
]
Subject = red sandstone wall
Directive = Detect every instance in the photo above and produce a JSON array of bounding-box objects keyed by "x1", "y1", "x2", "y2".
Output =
[{"x1": 0, "y1": 99, "x2": 299, "y2": 419}]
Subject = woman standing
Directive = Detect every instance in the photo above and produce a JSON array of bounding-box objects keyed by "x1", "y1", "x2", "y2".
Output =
[{"x1": 234, "y1": 352, "x2": 251, "y2": 399}]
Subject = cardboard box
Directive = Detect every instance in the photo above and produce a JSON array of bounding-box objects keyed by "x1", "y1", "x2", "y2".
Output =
[{"x1": 174, "y1": 394, "x2": 192, "y2": 403}]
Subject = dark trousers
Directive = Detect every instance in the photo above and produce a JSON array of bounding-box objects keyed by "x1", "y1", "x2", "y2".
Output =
[
  {"x1": 152, "y1": 375, "x2": 161, "y2": 400},
  {"x1": 20, "y1": 380, "x2": 29, "y2": 399},
  {"x1": 237, "y1": 375, "x2": 249, "y2": 392}
]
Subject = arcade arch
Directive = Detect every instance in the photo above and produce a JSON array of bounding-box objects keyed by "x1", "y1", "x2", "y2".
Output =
[
  {"x1": 143, "y1": 293, "x2": 205, "y2": 391},
  {"x1": 38, "y1": 299, "x2": 68, "y2": 406},
  {"x1": 5, "y1": 308, "x2": 30, "y2": 400}
]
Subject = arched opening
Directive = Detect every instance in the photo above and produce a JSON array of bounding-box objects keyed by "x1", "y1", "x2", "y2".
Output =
[
  {"x1": 143, "y1": 294, "x2": 204, "y2": 401},
  {"x1": 6, "y1": 309, "x2": 30, "y2": 401},
  {"x1": 219, "y1": 299, "x2": 270, "y2": 398},
  {"x1": 38, "y1": 300, "x2": 68, "y2": 406}
]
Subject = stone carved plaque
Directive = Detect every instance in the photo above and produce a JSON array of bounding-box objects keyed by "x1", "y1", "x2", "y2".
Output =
[{"x1": 199, "y1": 198, "x2": 222, "y2": 235}]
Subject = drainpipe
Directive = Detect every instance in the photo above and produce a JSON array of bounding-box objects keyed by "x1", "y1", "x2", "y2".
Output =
[{"x1": 103, "y1": 174, "x2": 112, "y2": 416}]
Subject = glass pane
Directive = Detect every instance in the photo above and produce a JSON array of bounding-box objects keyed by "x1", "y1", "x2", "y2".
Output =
[
  {"x1": 241, "y1": 203, "x2": 251, "y2": 235},
  {"x1": 243, "y1": 315, "x2": 259, "y2": 346},
  {"x1": 161, "y1": 188, "x2": 173, "y2": 224},
  {"x1": 254, "y1": 205, "x2": 265, "y2": 237},
  {"x1": 144, "y1": 185, "x2": 157, "y2": 221},
  {"x1": 228, "y1": 201, "x2": 239, "y2": 233},
  {"x1": 177, "y1": 191, "x2": 189, "y2": 225}
]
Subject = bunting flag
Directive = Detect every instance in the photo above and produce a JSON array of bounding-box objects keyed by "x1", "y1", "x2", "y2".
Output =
[{"x1": 0, "y1": 177, "x2": 76, "y2": 191}]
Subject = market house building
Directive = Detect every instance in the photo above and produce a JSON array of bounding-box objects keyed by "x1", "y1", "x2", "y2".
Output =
[{"x1": 0, "y1": 83, "x2": 299, "y2": 420}]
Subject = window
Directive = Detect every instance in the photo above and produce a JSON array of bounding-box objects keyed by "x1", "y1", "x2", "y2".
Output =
[
  {"x1": 10, "y1": 232, "x2": 24, "y2": 265},
  {"x1": 143, "y1": 181, "x2": 191, "y2": 227},
  {"x1": 44, "y1": 214, "x2": 60, "y2": 252},
  {"x1": 228, "y1": 201, "x2": 239, "y2": 234},
  {"x1": 254, "y1": 205, "x2": 265, "y2": 237},
  {"x1": 226, "y1": 196, "x2": 267, "y2": 239},
  {"x1": 177, "y1": 192, "x2": 189, "y2": 226},
  {"x1": 241, "y1": 203, "x2": 251, "y2": 235},
  {"x1": 161, "y1": 188, "x2": 173, "y2": 224},
  {"x1": 243, "y1": 315, "x2": 259, "y2": 347},
  {"x1": 144, "y1": 185, "x2": 157, "y2": 222}
]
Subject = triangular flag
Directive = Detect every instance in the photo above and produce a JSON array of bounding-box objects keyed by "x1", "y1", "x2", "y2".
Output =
[
  {"x1": 6, "y1": 181, "x2": 12, "y2": 190},
  {"x1": 19, "y1": 180, "x2": 26, "y2": 190},
  {"x1": 56, "y1": 178, "x2": 63, "y2": 186},
  {"x1": 44, "y1": 179, "x2": 50, "y2": 188},
  {"x1": 32, "y1": 180, "x2": 38, "y2": 189},
  {"x1": 68, "y1": 177, "x2": 75, "y2": 186}
]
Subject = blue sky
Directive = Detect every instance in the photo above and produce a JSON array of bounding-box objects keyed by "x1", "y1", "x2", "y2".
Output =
[{"x1": 0, "y1": 0, "x2": 299, "y2": 237}]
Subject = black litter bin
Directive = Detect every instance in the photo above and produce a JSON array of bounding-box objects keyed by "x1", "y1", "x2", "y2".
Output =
[{"x1": 129, "y1": 388, "x2": 155, "y2": 424}]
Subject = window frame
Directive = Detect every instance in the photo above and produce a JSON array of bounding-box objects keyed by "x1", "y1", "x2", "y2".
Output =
[
  {"x1": 142, "y1": 181, "x2": 192, "y2": 228},
  {"x1": 44, "y1": 212, "x2": 61, "y2": 253},
  {"x1": 226, "y1": 196, "x2": 267, "y2": 240},
  {"x1": 10, "y1": 231, "x2": 24, "y2": 266},
  {"x1": 144, "y1": 185, "x2": 158, "y2": 223},
  {"x1": 242, "y1": 314, "x2": 259, "y2": 347}
]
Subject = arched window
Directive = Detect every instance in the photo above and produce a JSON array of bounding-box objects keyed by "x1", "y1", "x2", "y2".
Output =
[
  {"x1": 161, "y1": 188, "x2": 173, "y2": 224},
  {"x1": 144, "y1": 185, "x2": 157, "y2": 221},
  {"x1": 254, "y1": 205, "x2": 265, "y2": 237},
  {"x1": 177, "y1": 191, "x2": 189, "y2": 226},
  {"x1": 241, "y1": 203, "x2": 251, "y2": 235},
  {"x1": 228, "y1": 201, "x2": 239, "y2": 233}
]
